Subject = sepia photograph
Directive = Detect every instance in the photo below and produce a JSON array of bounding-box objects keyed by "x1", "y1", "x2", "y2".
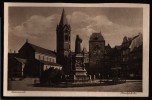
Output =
[{"x1": 4, "y1": 3, "x2": 149, "y2": 97}]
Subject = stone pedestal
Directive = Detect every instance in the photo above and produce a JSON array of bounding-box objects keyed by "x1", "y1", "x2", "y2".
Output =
[{"x1": 72, "y1": 53, "x2": 89, "y2": 82}]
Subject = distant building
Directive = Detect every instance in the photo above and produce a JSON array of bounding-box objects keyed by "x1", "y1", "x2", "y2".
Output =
[
  {"x1": 89, "y1": 32, "x2": 105, "y2": 75},
  {"x1": 128, "y1": 33, "x2": 142, "y2": 79},
  {"x1": 121, "y1": 33, "x2": 142, "y2": 79},
  {"x1": 8, "y1": 41, "x2": 62, "y2": 79},
  {"x1": 111, "y1": 45, "x2": 122, "y2": 79},
  {"x1": 121, "y1": 36, "x2": 132, "y2": 78},
  {"x1": 88, "y1": 32, "x2": 143, "y2": 80}
]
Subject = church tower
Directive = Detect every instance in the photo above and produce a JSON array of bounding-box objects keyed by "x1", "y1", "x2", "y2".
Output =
[{"x1": 56, "y1": 9, "x2": 71, "y2": 74}]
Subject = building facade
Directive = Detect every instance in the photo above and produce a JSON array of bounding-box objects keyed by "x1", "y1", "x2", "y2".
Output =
[
  {"x1": 111, "y1": 46, "x2": 122, "y2": 79},
  {"x1": 104, "y1": 44, "x2": 112, "y2": 78},
  {"x1": 89, "y1": 32, "x2": 105, "y2": 76},
  {"x1": 128, "y1": 33, "x2": 143, "y2": 79},
  {"x1": 121, "y1": 34, "x2": 142, "y2": 79}
]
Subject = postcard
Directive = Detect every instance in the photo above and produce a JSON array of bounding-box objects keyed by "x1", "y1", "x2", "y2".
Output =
[{"x1": 4, "y1": 3, "x2": 149, "y2": 97}]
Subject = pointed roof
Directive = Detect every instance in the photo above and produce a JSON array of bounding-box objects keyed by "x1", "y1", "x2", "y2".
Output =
[
  {"x1": 105, "y1": 44, "x2": 112, "y2": 54},
  {"x1": 107, "y1": 43, "x2": 111, "y2": 48},
  {"x1": 59, "y1": 8, "x2": 68, "y2": 26},
  {"x1": 122, "y1": 36, "x2": 128, "y2": 43},
  {"x1": 105, "y1": 43, "x2": 111, "y2": 50}
]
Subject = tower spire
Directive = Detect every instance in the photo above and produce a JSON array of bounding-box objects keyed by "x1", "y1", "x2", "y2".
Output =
[{"x1": 59, "y1": 8, "x2": 68, "y2": 26}]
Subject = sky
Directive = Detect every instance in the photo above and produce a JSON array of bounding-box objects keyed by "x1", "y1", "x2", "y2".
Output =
[{"x1": 8, "y1": 7, "x2": 143, "y2": 52}]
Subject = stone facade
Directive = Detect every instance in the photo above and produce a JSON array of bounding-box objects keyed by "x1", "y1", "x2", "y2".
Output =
[{"x1": 89, "y1": 33, "x2": 105, "y2": 75}]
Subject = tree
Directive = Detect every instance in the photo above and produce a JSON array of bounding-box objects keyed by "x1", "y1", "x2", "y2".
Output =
[{"x1": 40, "y1": 67, "x2": 62, "y2": 85}]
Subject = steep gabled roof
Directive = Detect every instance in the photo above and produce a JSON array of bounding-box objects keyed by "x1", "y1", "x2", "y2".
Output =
[
  {"x1": 105, "y1": 44, "x2": 112, "y2": 54},
  {"x1": 105, "y1": 44, "x2": 111, "y2": 49},
  {"x1": 129, "y1": 33, "x2": 142, "y2": 52}
]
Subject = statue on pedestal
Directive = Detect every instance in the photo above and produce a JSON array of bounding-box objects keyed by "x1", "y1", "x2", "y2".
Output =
[
  {"x1": 75, "y1": 35, "x2": 82, "y2": 54},
  {"x1": 72, "y1": 34, "x2": 89, "y2": 82}
]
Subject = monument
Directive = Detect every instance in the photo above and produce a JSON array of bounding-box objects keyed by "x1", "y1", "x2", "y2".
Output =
[{"x1": 72, "y1": 35, "x2": 89, "y2": 82}]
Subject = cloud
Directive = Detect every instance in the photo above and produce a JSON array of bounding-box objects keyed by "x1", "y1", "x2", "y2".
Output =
[
  {"x1": 67, "y1": 11, "x2": 142, "y2": 49},
  {"x1": 10, "y1": 14, "x2": 60, "y2": 39},
  {"x1": 10, "y1": 11, "x2": 142, "y2": 51}
]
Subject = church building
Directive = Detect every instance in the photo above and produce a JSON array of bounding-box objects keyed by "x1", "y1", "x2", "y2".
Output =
[{"x1": 8, "y1": 40, "x2": 62, "y2": 79}]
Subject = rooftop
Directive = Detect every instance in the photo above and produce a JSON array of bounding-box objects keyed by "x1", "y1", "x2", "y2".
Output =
[
  {"x1": 90, "y1": 32, "x2": 105, "y2": 41},
  {"x1": 129, "y1": 33, "x2": 142, "y2": 52},
  {"x1": 19, "y1": 41, "x2": 56, "y2": 57}
]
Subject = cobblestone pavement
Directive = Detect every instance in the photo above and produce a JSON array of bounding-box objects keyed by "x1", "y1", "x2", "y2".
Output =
[{"x1": 8, "y1": 78, "x2": 142, "y2": 92}]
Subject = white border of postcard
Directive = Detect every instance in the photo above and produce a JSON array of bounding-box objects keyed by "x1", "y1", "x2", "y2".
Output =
[{"x1": 4, "y1": 3, "x2": 149, "y2": 97}]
